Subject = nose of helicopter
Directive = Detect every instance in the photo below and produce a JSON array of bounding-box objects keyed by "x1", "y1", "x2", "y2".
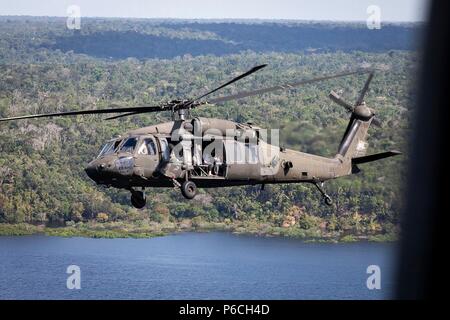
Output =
[
  {"x1": 85, "y1": 157, "x2": 128, "y2": 183},
  {"x1": 84, "y1": 163, "x2": 101, "y2": 182}
]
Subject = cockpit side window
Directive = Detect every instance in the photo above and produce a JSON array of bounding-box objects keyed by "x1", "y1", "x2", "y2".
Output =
[
  {"x1": 120, "y1": 137, "x2": 138, "y2": 153},
  {"x1": 113, "y1": 139, "x2": 122, "y2": 151},
  {"x1": 138, "y1": 138, "x2": 157, "y2": 156},
  {"x1": 137, "y1": 142, "x2": 148, "y2": 155}
]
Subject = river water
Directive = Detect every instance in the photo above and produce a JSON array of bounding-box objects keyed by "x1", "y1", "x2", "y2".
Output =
[{"x1": 0, "y1": 232, "x2": 397, "y2": 299}]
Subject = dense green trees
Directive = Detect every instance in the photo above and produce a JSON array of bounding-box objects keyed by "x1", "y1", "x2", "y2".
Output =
[{"x1": 0, "y1": 17, "x2": 416, "y2": 238}]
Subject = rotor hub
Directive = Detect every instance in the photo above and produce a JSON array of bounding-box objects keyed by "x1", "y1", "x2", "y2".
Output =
[{"x1": 353, "y1": 103, "x2": 373, "y2": 120}]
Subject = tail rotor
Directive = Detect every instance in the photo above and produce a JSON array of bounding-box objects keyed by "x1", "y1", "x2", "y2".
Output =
[{"x1": 329, "y1": 71, "x2": 381, "y2": 127}]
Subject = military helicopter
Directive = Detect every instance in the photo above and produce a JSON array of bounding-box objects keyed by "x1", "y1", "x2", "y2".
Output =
[{"x1": 0, "y1": 64, "x2": 400, "y2": 208}]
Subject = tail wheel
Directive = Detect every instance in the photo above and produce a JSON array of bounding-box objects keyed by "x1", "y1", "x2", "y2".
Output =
[
  {"x1": 324, "y1": 195, "x2": 333, "y2": 206},
  {"x1": 131, "y1": 190, "x2": 146, "y2": 209},
  {"x1": 181, "y1": 181, "x2": 197, "y2": 199}
]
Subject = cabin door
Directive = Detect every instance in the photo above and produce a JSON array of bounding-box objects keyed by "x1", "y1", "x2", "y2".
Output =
[{"x1": 224, "y1": 139, "x2": 261, "y2": 180}]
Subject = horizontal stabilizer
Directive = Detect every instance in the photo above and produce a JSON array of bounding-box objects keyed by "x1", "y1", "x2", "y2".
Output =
[{"x1": 352, "y1": 150, "x2": 402, "y2": 165}]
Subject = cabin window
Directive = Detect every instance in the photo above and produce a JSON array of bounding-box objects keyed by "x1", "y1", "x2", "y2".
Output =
[
  {"x1": 159, "y1": 138, "x2": 170, "y2": 161},
  {"x1": 120, "y1": 137, "x2": 138, "y2": 153}
]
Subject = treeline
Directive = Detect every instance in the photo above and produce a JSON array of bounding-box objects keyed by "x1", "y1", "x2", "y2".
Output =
[
  {"x1": 0, "y1": 17, "x2": 420, "y2": 61},
  {"x1": 48, "y1": 24, "x2": 418, "y2": 60}
]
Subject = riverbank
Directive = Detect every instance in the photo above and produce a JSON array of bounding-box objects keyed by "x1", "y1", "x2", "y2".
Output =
[{"x1": 0, "y1": 221, "x2": 398, "y2": 243}]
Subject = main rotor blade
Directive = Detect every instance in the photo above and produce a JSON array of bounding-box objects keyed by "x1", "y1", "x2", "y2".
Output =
[
  {"x1": 192, "y1": 64, "x2": 267, "y2": 102},
  {"x1": 355, "y1": 72, "x2": 374, "y2": 106},
  {"x1": 104, "y1": 111, "x2": 142, "y2": 120},
  {"x1": 0, "y1": 104, "x2": 167, "y2": 122},
  {"x1": 207, "y1": 69, "x2": 372, "y2": 105},
  {"x1": 329, "y1": 91, "x2": 354, "y2": 112}
]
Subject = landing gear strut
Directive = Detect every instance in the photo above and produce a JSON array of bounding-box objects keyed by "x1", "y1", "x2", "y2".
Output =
[
  {"x1": 313, "y1": 181, "x2": 333, "y2": 206},
  {"x1": 130, "y1": 188, "x2": 146, "y2": 209},
  {"x1": 181, "y1": 180, "x2": 197, "y2": 199}
]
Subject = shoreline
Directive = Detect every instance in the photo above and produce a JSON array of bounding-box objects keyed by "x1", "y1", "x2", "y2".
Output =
[{"x1": 0, "y1": 222, "x2": 398, "y2": 243}]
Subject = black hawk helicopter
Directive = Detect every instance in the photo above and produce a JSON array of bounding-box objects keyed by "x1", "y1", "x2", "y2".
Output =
[{"x1": 0, "y1": 64, "x2": 400, "y2": 208}]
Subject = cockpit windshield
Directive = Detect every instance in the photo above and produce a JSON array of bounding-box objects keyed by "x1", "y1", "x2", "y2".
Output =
[
  {"x1": 119, "y1": 137, "x2": 138, "y2": 153},
  {"x1": 97, "y1": 142, "x2": 113, "y2": 158},
  {"x1": 97, "y1": 139, "x2": 123, "y2": 158}
]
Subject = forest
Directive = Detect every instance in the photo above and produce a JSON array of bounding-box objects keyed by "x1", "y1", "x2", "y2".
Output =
[{"x1": 0, "y1": 16, "x2": 419, "y2": 240}]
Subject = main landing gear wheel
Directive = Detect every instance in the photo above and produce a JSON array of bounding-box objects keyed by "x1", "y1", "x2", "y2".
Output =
[
  {"x1": 181, "y1": 181, "x2": 197, "y2": 199},
  {"x1": 130, "y1": 190, "x2": 146, "y2": 209}
]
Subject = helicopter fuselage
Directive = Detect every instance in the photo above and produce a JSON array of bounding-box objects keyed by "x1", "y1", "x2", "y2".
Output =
[{"x1": 84, "y1": 117, "x2": 351, "y2": 203}]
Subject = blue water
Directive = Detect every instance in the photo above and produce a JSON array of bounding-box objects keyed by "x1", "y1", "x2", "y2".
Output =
[{"x1": 0, "y1": 232, "x2": 397, "y2": 300}]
